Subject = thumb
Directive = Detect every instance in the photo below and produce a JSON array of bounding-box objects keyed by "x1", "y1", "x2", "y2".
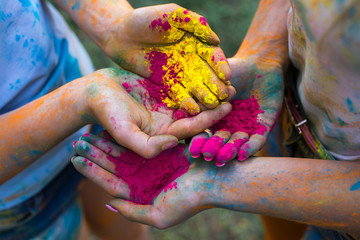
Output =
[
  {"x1": 109, "y1": 121, "x2": 178, "y2": 159},
  {"x1": 107, "y1": 199, "x2": 159, "y2": 227}
]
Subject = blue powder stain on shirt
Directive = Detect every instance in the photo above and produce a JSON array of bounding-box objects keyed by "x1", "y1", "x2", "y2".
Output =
[
  {"x1": 18, "y1": 0, "x2": 32, "y2": 8},
  {"x1": 350, "y1": 181, "x2": 360, "y2": 191},
  {"x1": 23, "y1": 39, "x2": 29, "y2": 47},
  {"x1": 16, "y1": 34, "x2": 21, "y2": 42},
  {"x1": 346, "y1": 98, "x2": 355, "y2": 113}
]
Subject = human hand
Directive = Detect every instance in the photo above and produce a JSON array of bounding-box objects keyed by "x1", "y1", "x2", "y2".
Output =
[
  {"x1": 189, "y1": 58, "x2": 284, "y2": 166},
  {"x1": 102, "y1": 4, "x2": 233, "y2": 115},
  {"x1": 80, "y1": 68, "x2": 231, "y2": 158},
  {"x1": 72, "y1": 133, "x2": 221, "y2": 229}
]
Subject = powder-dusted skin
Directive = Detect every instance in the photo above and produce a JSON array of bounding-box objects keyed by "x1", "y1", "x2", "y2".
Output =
[
  {"x1": 107, "y1": 145, "x2": 190, "y2": 205},
  {"x1": 189, "y1": 136, "x2": 208, "y2": 158},
  {"x1": 201, "y1": 136, "x2": 224, "y2": 161},
  {"x1": 212, "y1": 97, "x2": 267, "y2": 135},
  {"x1": 216, "y1": 138, "x2": 248, "y2": 163},
  {"x1": 145, "y1": 10, "x2": 223, "y2": 109}
]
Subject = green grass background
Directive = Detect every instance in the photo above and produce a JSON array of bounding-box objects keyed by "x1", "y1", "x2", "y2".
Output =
[{"x1": 58, "y1": 0, "x2": 264, "y2": 239}]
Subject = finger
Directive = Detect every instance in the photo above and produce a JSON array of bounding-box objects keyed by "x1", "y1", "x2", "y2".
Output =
[
  {"x1": 108, "y1": 199, "x2": 158, "y2": 227},
  {"x1": 167, "y1": 83, "x2": 201, "y2": 116},
  {"x1": 97, "y1": 130, "x2": 116, "y2": 143},
  {"x1": 196, "y1": 41, "x2": 231, "y2": 82},
  {"x1": 80, "y1": 133, "x2": 126, "y2": 158},
  {"x1": 189, "y1": 132, "x2": 211, "y2": 158},
  {"x1": 215, "y1": 132, "x2": 249, "y2": 167},
  {"x1": 71, "y1": 156, "x2": 130, "y2": 198},
  {"x1": 224, "y1": 86, "x2": 236, "y2": 101},
  {"x1": 201, "y1": 130, "x2": 232, "y2": 161},
  {"x1": 188, "y1": 81, "x2": 219, "y2": 109},
  {"x1": 173, "y1": 110, "x2": 190, "y2": 120},
  {"x1": 168, "y1": 102, "x2": 232, "y2": 139},
  {"x1": 109, "y1": 120, "x2": 179, "y2": 159},
  {"x1": 169, "y1": 8, "x2": 220, "y2": 45},
  {"x1": 74, "y1": 140, "x2": 121, "y2": 173},
  {"x1": 238, "y1": 134, "x2": 267, "y2": 161}
]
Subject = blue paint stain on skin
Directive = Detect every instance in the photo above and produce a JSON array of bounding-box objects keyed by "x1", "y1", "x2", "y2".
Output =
[
  {"x1": 337, "y1": 117, "x2": 346, "y2": 126},
  {"x1": 71, "y1": 2, "x2": 80, "y2": 11},
  {"x1": 15, "y1": 34, "x2": 21, "y2": 42},
  {"x1": 350, "y1": 181, "x2": 360, "y2": 191},
  {"x1": 346, "y1": 98, "x2": 355, "y2": 113}
]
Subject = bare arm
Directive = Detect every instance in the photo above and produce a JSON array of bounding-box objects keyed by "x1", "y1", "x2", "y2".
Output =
[
  {"x1": 72, "y1": 134, "x2": 360, "y2": 235},
  {"x1": 234, "y1": 0, "x2": 290, "y2": 70},
  {"x1": 0, "y1": 68, "x2": 230, "y2": 184},
  {"x1": 212, "y1": 157, "x2": 360, "y2": 235}
]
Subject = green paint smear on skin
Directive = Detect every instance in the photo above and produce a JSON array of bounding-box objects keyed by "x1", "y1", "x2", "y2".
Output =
[
  {"x1": 350, "y1": 181, "x2": 360, "y2": 191},
  {"x1": 80, "y1": 112, "x2": 97, "y2": 124}
]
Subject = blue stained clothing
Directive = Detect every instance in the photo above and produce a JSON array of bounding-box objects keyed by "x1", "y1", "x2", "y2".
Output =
[{"x1": 0, "y1": 0, "x2": 94, "y2": 238}]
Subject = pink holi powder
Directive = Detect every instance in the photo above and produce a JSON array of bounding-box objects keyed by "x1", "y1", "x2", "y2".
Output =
[
  {"x1": 110, "y1": 117, "x2": 117, "y2": 129},
  {"x1": 199, "y1": 17, "x2": 207, "y2": 26},
  {"x1": 107, "y1": 145, "x2": 190, "y2": 205},
  {"x1": 164, "y1": 182, "x2": 178, "y2": 192},
  {"x1": 83, "y1": 133, "x2": 89, "y2": 137},
  {"x1": 183, "y1": 10, "x2": 189, "y2": 14},
  {"x1": 212, "y1": 97, "x2": 266, "y2": 136},
  {"x1": 150, "y1": 18, "x2": 171, "y2": 31},
  {"x1": 122, "y1": 82, "x2": 132, "y2": 93},
  {"x1": 173, "y1": 110, "x2": 189, "y2": 120},
  {"x1": 141, "y1": 50, "x2": 182, "y2": 107},
  {"x1": 201, "y1": 135, "x2": 224, "y2": 160},
  {"x1": 189, "y1": 136, "x2": 208, "y2": 158},
  {"x1": 184, "y1": 17, "x2": 191, "y2": 23},
  {"x1": 216, "y1": 138, "x2": 247, "y2": 162},
  {"x1": 138, "y1": 79, "x2": 168, "y2": 109}
]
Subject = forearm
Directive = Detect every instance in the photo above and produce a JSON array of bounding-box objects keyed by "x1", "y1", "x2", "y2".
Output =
[
  {"x1": 212, "y1": 157, "x2": 360, "y2": 234},
  {"x1": 53, "y1": 0, "x2": 133, "y2": 48},
  {"x1": 235, "y1": 0, "x2": 290, "y2": 70},
  {"x1": 0, "y1": 78, "x2": 90, "y2": 183}
]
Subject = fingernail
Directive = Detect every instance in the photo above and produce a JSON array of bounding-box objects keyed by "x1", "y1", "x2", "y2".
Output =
[
  {"x1": 238, "y1": 149, "x2": 248, "y2": 161},
  {"x1": 216, "y1": 162, "x2": 226, "y2": 167},
  {"x1": 162, "y1": 141, "x2": 178, "y2": 151},
  {"x1": 72, "y1": 141, "x2": 78, "y2": 149},
  {"x1": 204, "y1": 156, "x2": 213, "y2": 161},
  {"x1": 191, "y1": 154, "x2": 200, "y2": 158},
  {"x1": 105, "y1": 204, "x2": 118, "y2": 213}
]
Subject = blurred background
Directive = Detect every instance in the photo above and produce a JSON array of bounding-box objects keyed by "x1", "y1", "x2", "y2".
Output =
[{"x1": 58, "y1": 0, "x2": 263, "y2": 239}]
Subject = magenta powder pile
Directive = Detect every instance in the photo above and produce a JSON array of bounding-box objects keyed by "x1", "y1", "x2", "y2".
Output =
[
  {"x1": 107, "y1": 145, "x2": 190, "y2": 205},
  {"x1": 212, "y1": 97, "x2": 266, "y2": 136}
]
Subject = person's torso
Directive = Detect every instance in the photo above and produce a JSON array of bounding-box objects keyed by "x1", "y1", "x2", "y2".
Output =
[{"x1": 288, "y1": 0, "x2": 360, "y2": 158}]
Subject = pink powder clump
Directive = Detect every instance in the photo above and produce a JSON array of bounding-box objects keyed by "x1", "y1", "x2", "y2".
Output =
[
  {"x1": 184, "y1": 17, "x2": 191, "y2": 23},
  {"x1": 199, "y1": 17, "x2": 207, "y2": 26},
  {"x1": 150, "y1": 18, "x2": 171, "y2": 31},
  {"x1": 138, "y1": 79, "x2": 168, "y2": 109},
  {"x1": 107, "y1": 145, "x2": 190, "y2": 205},
  {"x1": 122, "y1": 82, "x2": 132, "y2": 93},
  {"x1": 212, "y1": 96, "x2": 266, "y2": 136},
  {"x1": 164, "y1": 182, "x2": 178, "y2": 192}
]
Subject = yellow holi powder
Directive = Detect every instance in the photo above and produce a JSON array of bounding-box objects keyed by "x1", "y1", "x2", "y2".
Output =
[{"x1": 146, "y1": 9, "x2": 224, "y2": 110}]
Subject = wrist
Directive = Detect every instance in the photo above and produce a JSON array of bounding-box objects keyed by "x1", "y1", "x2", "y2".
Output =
[{"x1": 67, "y1": 75, "x2": 98, "y2": 125}]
